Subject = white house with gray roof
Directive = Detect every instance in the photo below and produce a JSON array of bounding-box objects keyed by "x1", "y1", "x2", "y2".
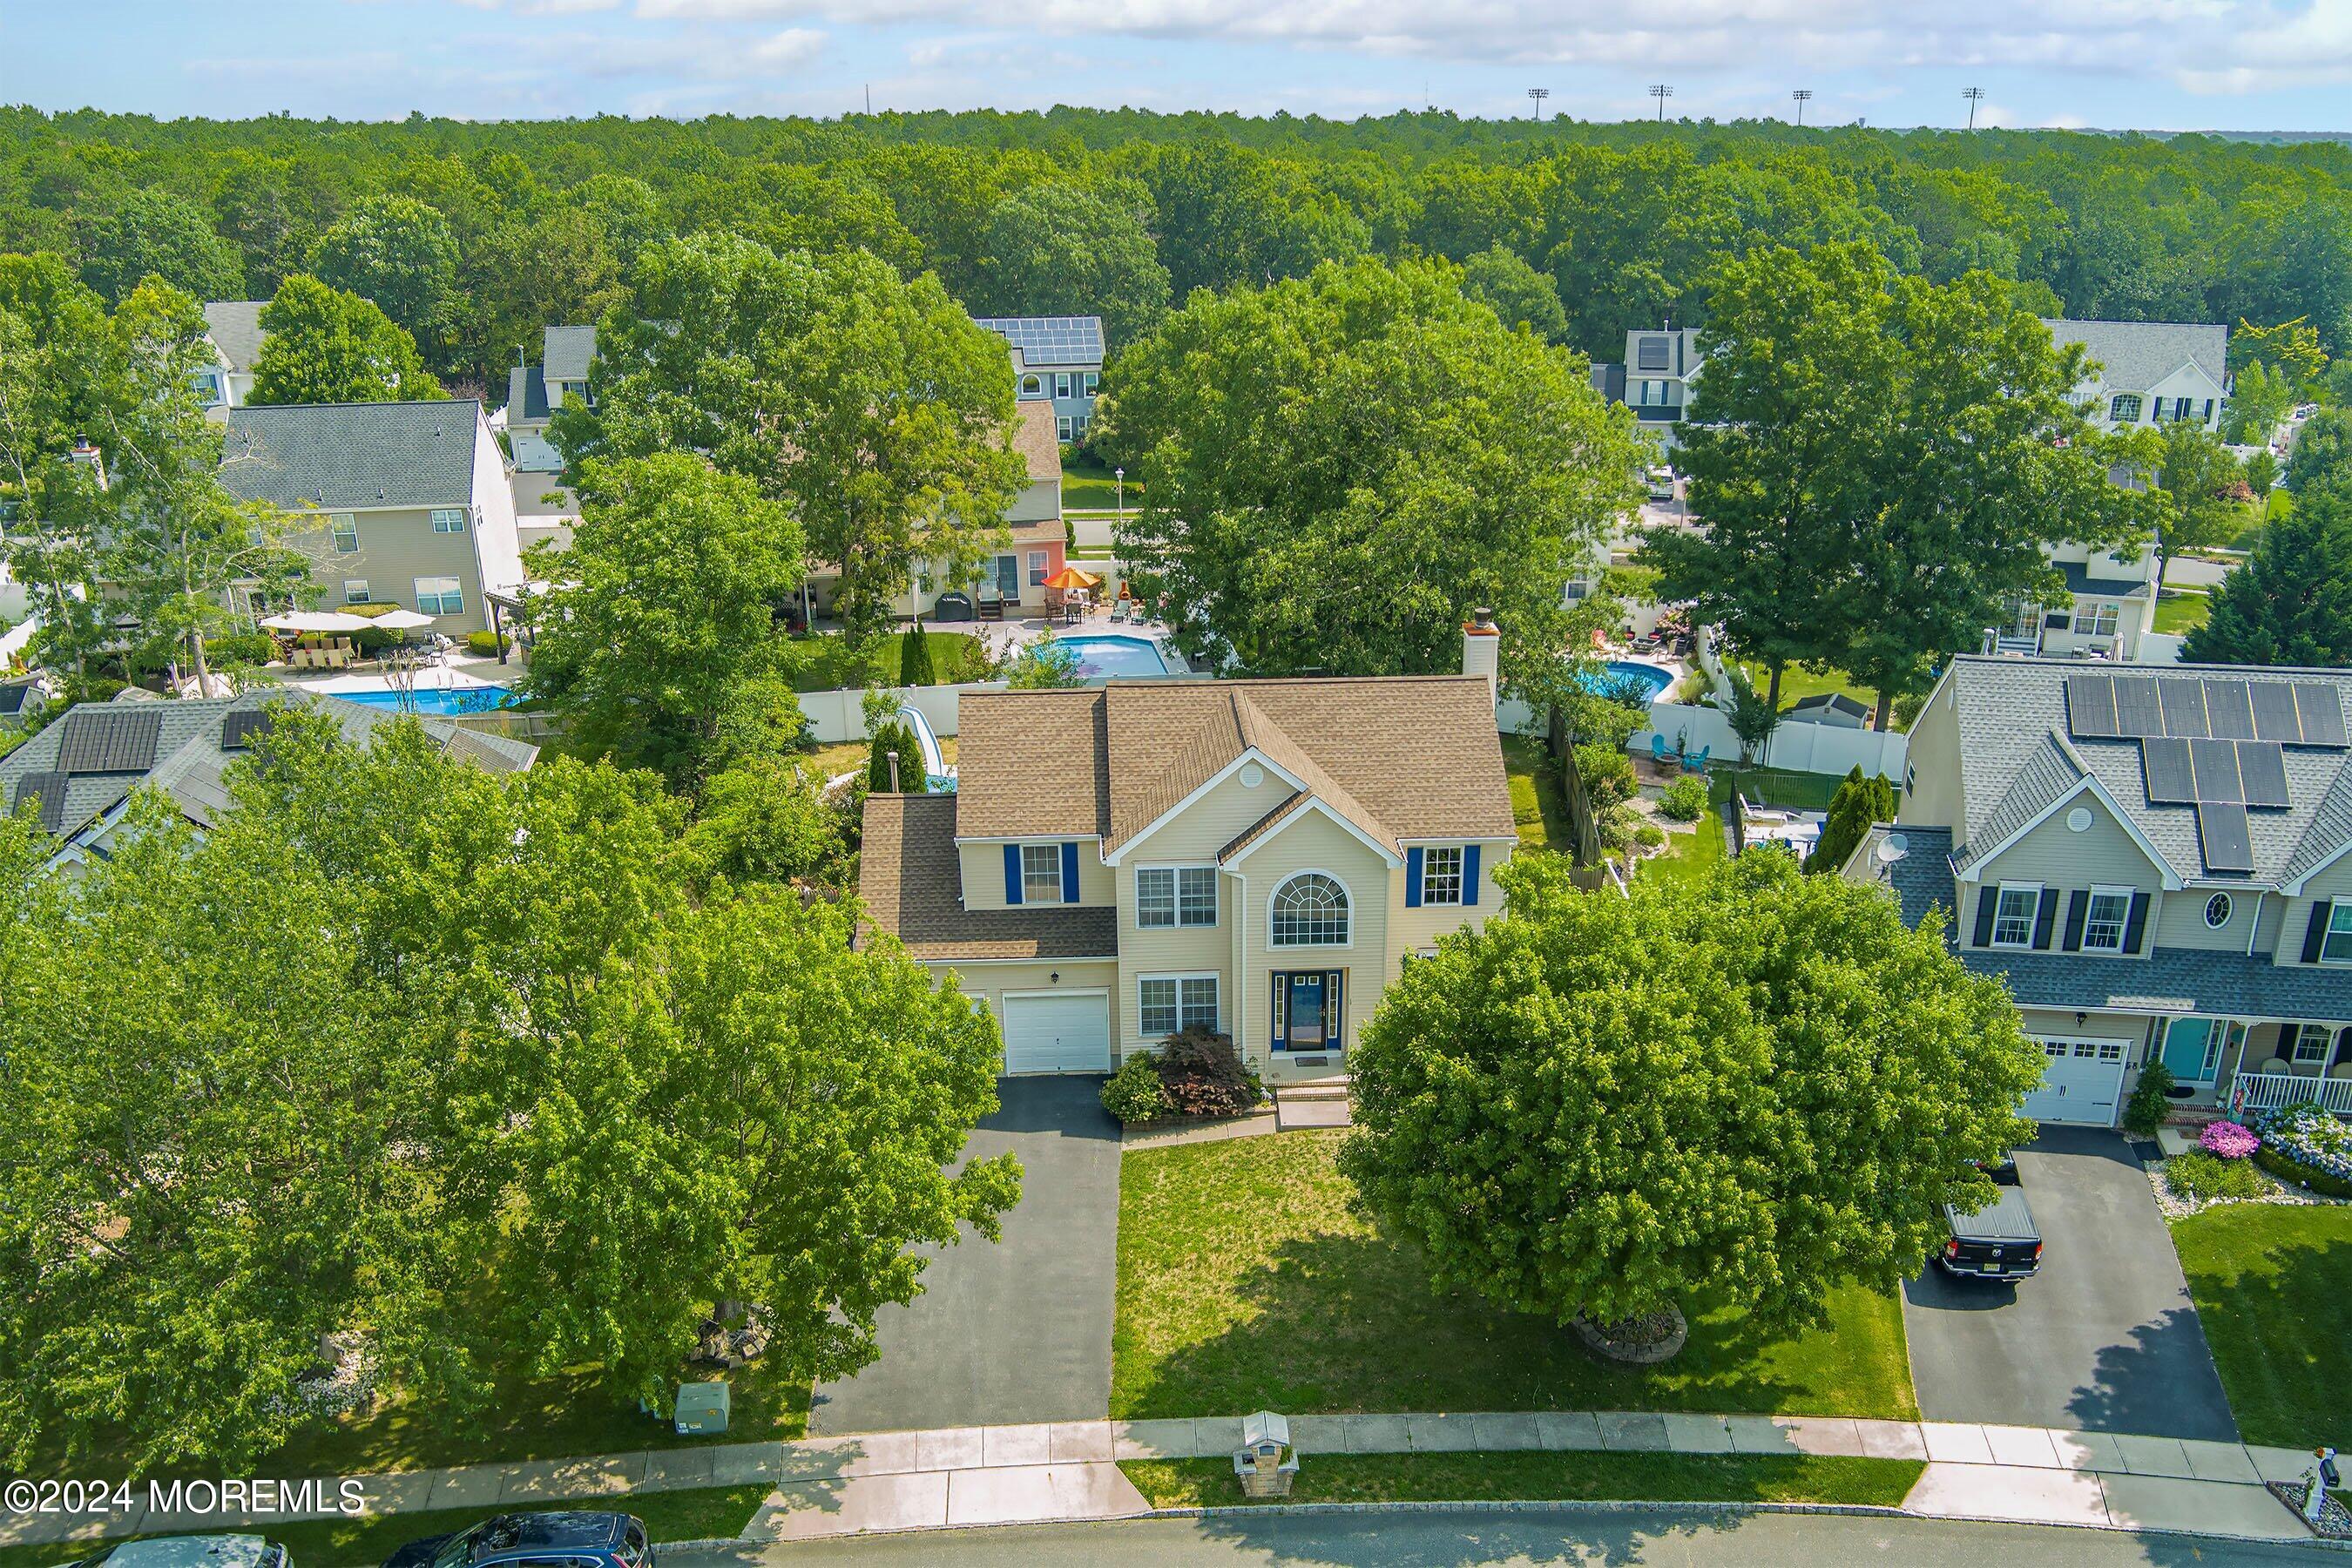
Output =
[
  {"x1": 0, "y1": 690, "x2": 536, "y2": 871},
  {"x1": 220, "y1": 399, "x2": 525, "y2": 638},
  {"x1": 195, "y1": 301, "x2": 269, "y2": 414},
  {"x1": 1846, "y1": 656, "x2": 2352, "y2": 1126},
  {"x1": 2043, "y1": 318, "x2": 2229, "y2": 435},
  {"x1": 504, "y1": 325, "x2": 598, "y2": 436}
]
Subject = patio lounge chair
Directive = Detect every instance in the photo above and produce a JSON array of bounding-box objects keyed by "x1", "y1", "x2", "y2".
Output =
[
  {"x1": 1650, "y1": 734, "x2": 1673, "y2": 767},
  {"x1": 1681, "y1": 744, "x2": 1711, "y2": 773},
  {"x1": 1110, "y1": 599, "x2": 1132, "y2": 623}
]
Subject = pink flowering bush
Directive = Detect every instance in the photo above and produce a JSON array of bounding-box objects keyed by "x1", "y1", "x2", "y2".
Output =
[{"x1": 2200, "y1": 1120, "x2": 2260, "y2": 1159}]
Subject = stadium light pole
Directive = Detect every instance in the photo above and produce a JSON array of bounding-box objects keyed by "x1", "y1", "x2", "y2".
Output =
[
  {"x1": 1791, "y1": 89, "x2": 1812, "y2": 125},
  {"x1": 1649, "y1": 84, "x2": 1673, "y2": 122},
  {"x1": 1963, "y1": 86, "x2": 1986, "y2": 129},
  {"x1": 1527, "y1": 87, "x2": 1550, "y2": 119}
]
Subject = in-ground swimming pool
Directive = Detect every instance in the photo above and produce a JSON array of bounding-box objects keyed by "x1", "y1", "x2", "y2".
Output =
[
  {"x1": 1052, "y1": 633, "x2": 1172, "y2": 679},
  {"x1": 334, "y1": 684, "x2": 516, "y2": 716},
  {"x1": 1578, "y1": 659, "x2": 1673, "y2": 702}
]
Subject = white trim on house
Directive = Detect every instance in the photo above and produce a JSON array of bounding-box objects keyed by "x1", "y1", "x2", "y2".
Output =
[
  {"x1": 932, "y1": 953, "x2": 1119, "y2": 965},
  {"x1": 1221, "y1": 795, "x2": 1405, "y2": 870},
  {"x1": 2285, "y1": 836, "x2": 2352, "y2": 898},
  {"x1": 1102, "y1": 748, "x2": 1312, "y2": 865},
  {"x1": 1265, "y1": 867, "x2": 1356, "y2": 950}
]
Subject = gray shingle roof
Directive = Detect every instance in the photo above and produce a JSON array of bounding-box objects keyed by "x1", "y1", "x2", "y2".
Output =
[
  {"x1": 1849, "y1": 824, "x2": 1959, "y2": 929},
  {"x1": 543, "y1": 325, "x2": 597, "y2": 384},
  {"x1": 1967, "y1": 944, "x2": 2352, "y2": 1021},
  {"x1": 0, "y1": 690, "x2": 536, "y2": 847},
  {"x1": 506, "y1": 364, "x2": 550, "y2": 423},
  {"x1": 2041, "y1": 318, "x2": 2227, "y2": 396},
  {"x1": 220, "y1": 401, "x2": 481, "y2": 510},
  {"x1": 0, "y1": 679, "x2": 42, "y2": 719},
  {"x1": 202, "y1": 301, "x2": 269, "y2": 372},
  {"x1": 1943, "y1": 656, "x2": 2352, "y2": 888},
  {"x1": 2059, "y1": 560, "x2": 2156, "y2": 601}
]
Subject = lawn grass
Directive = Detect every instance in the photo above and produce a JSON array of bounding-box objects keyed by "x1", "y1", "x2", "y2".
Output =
[
  {"x1": 2153, "y1": 589, "x2": 2212, "y2": 635},
  {"x1": 1639, "y1": 806, "x2": 1725, "y2": 889},
  {"x1": 1498, "y1": 735, "x2": 1570, "y2": 853},
  {"x1": 2170, "y1": 1204, "x2": 2352, "y2": 1447},
  {"x1": 1711, "y1": 766, "x2": 1854, "y2": 814},
  {"x1": 790, "y1": 630, "x2": 979, "y2": 693},
  {"x1": 1113, "y1": 1131, "x2": 1916, "y2": 1422},
  {"x1": 0, "y1": 1488, "x2": 771, "y2": 1568},
  {"x1": 1062, "y1": 455, "x2": 1142, "y2": 512},
  {"x1": 1726, "y1": 661, "x2": 1895, "y2": 731},
  {"x1": 1119, "y1": 1453, "x2": 1923, "y2": 1510}
]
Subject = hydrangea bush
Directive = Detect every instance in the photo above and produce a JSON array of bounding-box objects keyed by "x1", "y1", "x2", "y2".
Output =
[
  {"x1": 2200, "y1": 1120, "x2": 2260, "y2": 1159},
  {"x1": 2257, "y1": 1103, "x2": 2352, "y2": 1186}
]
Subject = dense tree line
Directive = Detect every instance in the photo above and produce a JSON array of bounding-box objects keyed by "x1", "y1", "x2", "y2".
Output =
[{"x1": 4, "y1": 106, "x2": 2350, "y2": 395}]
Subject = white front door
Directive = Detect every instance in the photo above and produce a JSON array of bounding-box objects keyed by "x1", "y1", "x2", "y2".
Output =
[
  {"x1": 1001, "y1": 992, "x2": 1112, "y2": 1075},
  {"x1": 2024, "y1": 1036, "x2": 2131, "y2": 1126}
]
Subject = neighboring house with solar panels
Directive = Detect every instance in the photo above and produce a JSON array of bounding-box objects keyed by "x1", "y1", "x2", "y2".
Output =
[
  {"x1": 974, "y1": 317, "x2": 1104, "y2": 443},
  {"x1": 857, "y1": 660, "x2": 1517, "y2": 1079},
  {"x1": 503, "y1": 325, "x2": 598, "y2": 436},
  {"x1": 0, "y1": 692, "x2": 537, "y2": 871},
  {"x1": 1843, "y1": 657, "x2": 2352, "y2": 1127},
  {"x1": 195, "y1": 301, "x2": 269, "y2": 414},
  {"x1": 219, "y1": 400, "x2": 527, "y2": 639}
]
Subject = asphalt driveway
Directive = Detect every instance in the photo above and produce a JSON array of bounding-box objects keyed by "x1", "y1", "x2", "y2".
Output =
[
  {"x1": 808, "y1": 1076, "x2": 1121, "y2": 1435},
  {"x1": 1903, "y1": 1125, "x2": 2238, "y2": 1441}
]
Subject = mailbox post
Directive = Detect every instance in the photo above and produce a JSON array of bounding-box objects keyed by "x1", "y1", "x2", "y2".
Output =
[
  {"x1": 2304, "y1": 1447, "x2": 2340, "y2": 1525},
  {"x1": 1233, "y1": 1410, "x2": 1299, "y2": 1498}
]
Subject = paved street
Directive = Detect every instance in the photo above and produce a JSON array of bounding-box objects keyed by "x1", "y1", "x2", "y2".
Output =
[
  {"x1": 808, "y1": 1078, "x2": 1122, "y2": 1434},
  {"x1": 666, "y1": 1511, "x2": 2330, "y2": 1567},
  {"x1": 1903, "y1": 1127, "x2": 2237, "y2": 1441}
]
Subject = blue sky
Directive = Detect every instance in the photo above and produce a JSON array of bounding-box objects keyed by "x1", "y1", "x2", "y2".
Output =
[{"x1": 6, "y1": 0, "x2": 2352, "y2": 131}]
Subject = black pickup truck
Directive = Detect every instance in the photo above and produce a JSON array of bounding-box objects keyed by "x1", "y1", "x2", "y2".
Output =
[{"x1": 1936, "y1": 1160, "x2": 2043, "y2": 1281}]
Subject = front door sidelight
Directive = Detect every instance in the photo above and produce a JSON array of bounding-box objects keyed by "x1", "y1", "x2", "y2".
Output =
[{"x1": 1273, "y1": 970, "x2": 1344, "y2": 1051}]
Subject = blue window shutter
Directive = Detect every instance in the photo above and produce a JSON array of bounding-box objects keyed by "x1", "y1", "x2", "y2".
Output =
[
  {"x1": 1405, "y1": 848, "x2": 1424, "y2": 908},
  {"x1": 1463, "y1": 845, "x2": 1481, "y2": 906},
  {"x1": 1004, "y1": 844, "x2": 1024, "y2": 906},
  {"x1": 2303, "y1": 899, "x2": 2334, "y2": 963},
  {"x1": 1061, "y1": 841, "x2": 1080, "y2": 902}
]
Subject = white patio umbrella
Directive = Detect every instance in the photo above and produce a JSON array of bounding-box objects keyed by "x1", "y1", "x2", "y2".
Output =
[
  {"x1": 260, "y1": 611, "x2": 372, "y2": 632},
  {"x1": 363, "y1": 609, "x2": 437, "y2": 631}
]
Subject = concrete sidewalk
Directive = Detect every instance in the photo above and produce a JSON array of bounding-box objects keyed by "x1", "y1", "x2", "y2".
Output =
[{"x1": 0, "y1": 1412, "x2": 2328, "y2": 1550}]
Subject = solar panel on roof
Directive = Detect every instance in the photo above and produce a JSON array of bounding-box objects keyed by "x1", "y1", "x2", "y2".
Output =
[
  {"x1": 2202, "y1": 679, "x2": 2257, "y2": 740},
  {"x1": 2141, "y1": 737, "x2": 2195, "y2": 803},
  {"x1": 2236, "y1": 740, "x2": 2291, "y2": 808},
  {"x1": 2066, "y1": 673, "x2": 2118, "y2": 738},
  {"x1": 221, "y1": 710, "x2": 273, "y2": 751},
  {"x1": 2112, "y1": 675, "x2": 2163, "y2": 737},
  {"x1": 2249, "y1": 681, "x2": 2302, "y2": 742},
  {"x1": 12, "y1": 770, "x2": 67, "y2": 835},
  {"x1": 53, "y1": 706, "x2": 163, "y2": 774},
  {"x1": 2197, "y1": 801, "x2": 2256, "y2": 873},
  {"x1": 2189, "y1": 737, "x2": 2244, "y2": 801},
  {"x1": 2156, "y1": 677, "x2": 2208, "y2": 737},
  {"x1": 2294, "y1": 683, "x2": 2350, "y2": 747}
]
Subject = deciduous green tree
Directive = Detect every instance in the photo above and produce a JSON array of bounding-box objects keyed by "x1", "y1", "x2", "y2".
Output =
[
  {"x1": 1098, "y1": 256, "x2": 1644, "y2": 676},
  {"x1": 77, "y1": 186, "x2": 243, "y2": 305},
  {"x1": 2289, "y1": 407, "x2": 2352, "y2": 492},
  {"x1": 248, "y1": 274, "x2": 443, "y2": 404},
  {"x1": 1459, "y1": 244, "x2": 1569, "y2": 341},
  {"x1": 977, "y1": 181, "x2": 1171, "y2": 347},
  {"x1": 306, "y1": 195, "x2": 460, "y2": 363},
  {"x1": 1342, "y1": 851, "x2": 2041, "y2": 1343},
  {"x1": 2154, "y1": 421, "x2": 2250, "y2": 578},
  {"x1": 521, "y1": 452, "x2": 807, "y2": 785},
  {"x1": 2180, "y1": 477, "x2": 2352, "y2": 668},
  {"x1": 0, "y1": 254, "x2": 117, "y2": 678}
]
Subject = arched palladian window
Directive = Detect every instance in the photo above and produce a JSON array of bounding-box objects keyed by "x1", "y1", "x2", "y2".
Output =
[{"x1": 1270, "y1": 872, "x2": 1350, "y2": 947}]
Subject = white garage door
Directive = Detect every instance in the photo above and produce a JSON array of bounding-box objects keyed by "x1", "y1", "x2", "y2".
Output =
[
  {"x1": 1001, "y1": 992, "x2": 1113, "y2": 1075},
  {"x1": 2024, "y1": 1036, "x2": 2131, "y2": 1125}
]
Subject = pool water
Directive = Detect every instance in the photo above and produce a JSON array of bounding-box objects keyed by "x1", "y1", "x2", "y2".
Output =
[
  {"x1": 1578, "y1": 659, "x2": 1673, "y2": 702},
  {"x1": 335, "y1": 685, "x2": 516, "y2": 715},
  {"x1": 1053, "y1": 634, "x2": 1172, "y2": 679}
]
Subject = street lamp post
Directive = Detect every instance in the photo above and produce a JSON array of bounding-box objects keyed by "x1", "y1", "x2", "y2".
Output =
[{"x1": 1115, "y1": 466, "x2": 1125, "y2": 531}]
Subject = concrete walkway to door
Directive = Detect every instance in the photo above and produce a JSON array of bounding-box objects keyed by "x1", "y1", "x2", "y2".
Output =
[{"x1": 809, "y1": 1077, "x2": 1121, "y2": 1435}]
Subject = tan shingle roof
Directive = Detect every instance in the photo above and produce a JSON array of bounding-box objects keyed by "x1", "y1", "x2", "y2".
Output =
[
  {"x1": 859, "y1": 794, "x2": 1118, "y2": 960},
  {"x1": 1012, "y1": 402, "x2": 1061, "y2": 483},
  {"x1": 952, "y1": 689, "x2": 1110, "y2": 840}
]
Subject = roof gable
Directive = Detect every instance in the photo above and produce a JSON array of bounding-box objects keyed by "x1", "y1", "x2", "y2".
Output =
[
  {"x1": 201, "y1": 301, "x2": 269, "y2": 372},
  {"x1": 220, "y1": 400, "x2": 483, "y2": 510},
  {"x1": 2040, "y1": 318, "x2": 2228, "y2": 395}
]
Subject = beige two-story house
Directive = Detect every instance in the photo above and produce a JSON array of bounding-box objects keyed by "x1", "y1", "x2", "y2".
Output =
[
  {"x1": 1846, "y1": 656, "x2": 2352, "y2": 1126},
  {"x1": 858, "y1": 671, "x2": 1519, "y2": 1078}
]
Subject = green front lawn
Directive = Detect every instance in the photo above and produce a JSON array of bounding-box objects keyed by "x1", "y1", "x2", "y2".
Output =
[
  {"x1": 1113, "y1": 1131, "x2": 1916, "y2": 1422},
  {"x1": 791, "y1": 630, "x2": 980, "y2": 692},
  {"x1": 2171, "y1": 1204, "x2": 2352, "y2": 1447},
  {"x1": 1500, "y1": 735, "x2": 1571, "y2": 853},
  {"x1": 2153, "y1": 589, "x2": 2211, "y2": 635},
  {"x1": 0, "y1": 1488, "x2": 770, "y2": 1568},
  {"x1": 1120, "y1": 1452, "x2": 1923, "y2": 1510},
  {"x1": 1062, "y1": 455, "x2": 1142, "y2": 510}
]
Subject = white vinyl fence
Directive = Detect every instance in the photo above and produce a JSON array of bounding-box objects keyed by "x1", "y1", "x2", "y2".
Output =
[
  {"x1": 796, "y1": 681, "x2": 999, "y2": 744},
  {"x1": 1497, "y1": 693, "x2": 1908, "y2": 779},
  {"x1": 2138, "y1": 632, "x2": 2187, "y2": 666}
]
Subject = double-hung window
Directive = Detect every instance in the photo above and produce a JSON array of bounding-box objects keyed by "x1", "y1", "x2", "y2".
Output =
[
  {"x1": 2072, "y1": 600, "x2": 2119, "y2": 637},
  {"x1": 414, "y1": 576, "x2": 464, "y2": 616},
  {"x1": 1082, "y1": 371, "x2": 1099, "y2": 395},
  {"x1": 1139, "y1": 975, "x2": 1220, "y2": 1038},
  {"x1": 1020, "y1": 842, "x2": 1064, "y2": 905},
  {"x1": 2294, "y1": 1023, "x2": 2332, "y2": 1064},
  {"x1": 1056, "y1": 414, "x2": 1073, "y2": 441},
  {"x1": 2082, "y1": 886, "x2": 2132, "y2": 953},
  {"x1": 342, "y1": 578, "x2": 371, "y2": 605},
  {"x1": 330, "y1": 512, "x2": 360, "y2": 553},
  {"x1": 1028, "y1": 550, "x2": 1049, "y2": 586},
  {"x1": 431, "y1": 507, "x2": 466, "y2": 534},
  {"x1": 2322, "y1": 902, "x2": 2352, "y2": 963},
  {"x1": 1055, "y1": 372, "x2": 1074, "y2": 399},
  {"x1": 1990, "y1": 883, "x2": 2040, "y2": 947},
  {"x1": 1420, "y1": 846, "x2": 1465, "y2": 906},
  {"x1": 1138, "y1": 867, "x2": 1217, "y2": 928}
]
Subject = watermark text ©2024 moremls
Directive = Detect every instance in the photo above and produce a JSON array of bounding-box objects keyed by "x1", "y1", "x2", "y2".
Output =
[{"x1": 5, "y1": 1477, "x2": 369, "y2": 1517}]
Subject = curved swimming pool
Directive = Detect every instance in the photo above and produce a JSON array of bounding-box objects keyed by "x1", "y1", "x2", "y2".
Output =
[{"x1": 1578, "y1": 659, "x2": 1674, "y2": 702}]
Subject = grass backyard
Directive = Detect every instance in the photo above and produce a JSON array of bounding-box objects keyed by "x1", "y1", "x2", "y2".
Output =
[
  {"x1": 1063, "y1": 456, "x2": 1141, "y2": 510},
  {"x1": 1113, "y1": 1131, "x2": 1916, "y2": 1423},
  {"x1": 2170, "y1": 1204, "x2": 2352, "y2": 1447},
  {"x1": 1120, "y1": 1453, "x2": 1924, "y2": 1510},
  {"x1": 0, "y1": 1488, "x2": 771, "y2": 1568},
  {"x1": 791, "y1": 630, "x2": 981, "y2": 692},
  {"x1": 2153, "y1": 589, "x2": 2212, "y2": 635},
  {"x1": 1499, "y1": 734, "x2": 1571, "y2": 852}
]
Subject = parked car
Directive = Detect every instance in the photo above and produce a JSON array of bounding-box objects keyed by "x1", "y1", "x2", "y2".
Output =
[
  {"x1": 1646, "y1": 465, "x2": 1676, "y2": 503},
  {"x1": 1936, "y1": 1159, "x2": 2042, "y2": 1281},
  {"x1": 383, "y1": 1514, "x2": 651, "y2": 1568},
  {"x1": 71, "y1": 1538, "x2": 289, "y2": 1568}
]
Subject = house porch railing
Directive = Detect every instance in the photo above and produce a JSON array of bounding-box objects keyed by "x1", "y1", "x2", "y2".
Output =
[{"x1": 2228, "y1": 1070, "x2": 2352, "y2": 1119}]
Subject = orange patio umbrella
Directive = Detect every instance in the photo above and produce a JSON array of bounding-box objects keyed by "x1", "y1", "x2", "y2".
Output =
[{"x1": 1041, "y1": 565, "x2": 1104, "y2": 591}]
